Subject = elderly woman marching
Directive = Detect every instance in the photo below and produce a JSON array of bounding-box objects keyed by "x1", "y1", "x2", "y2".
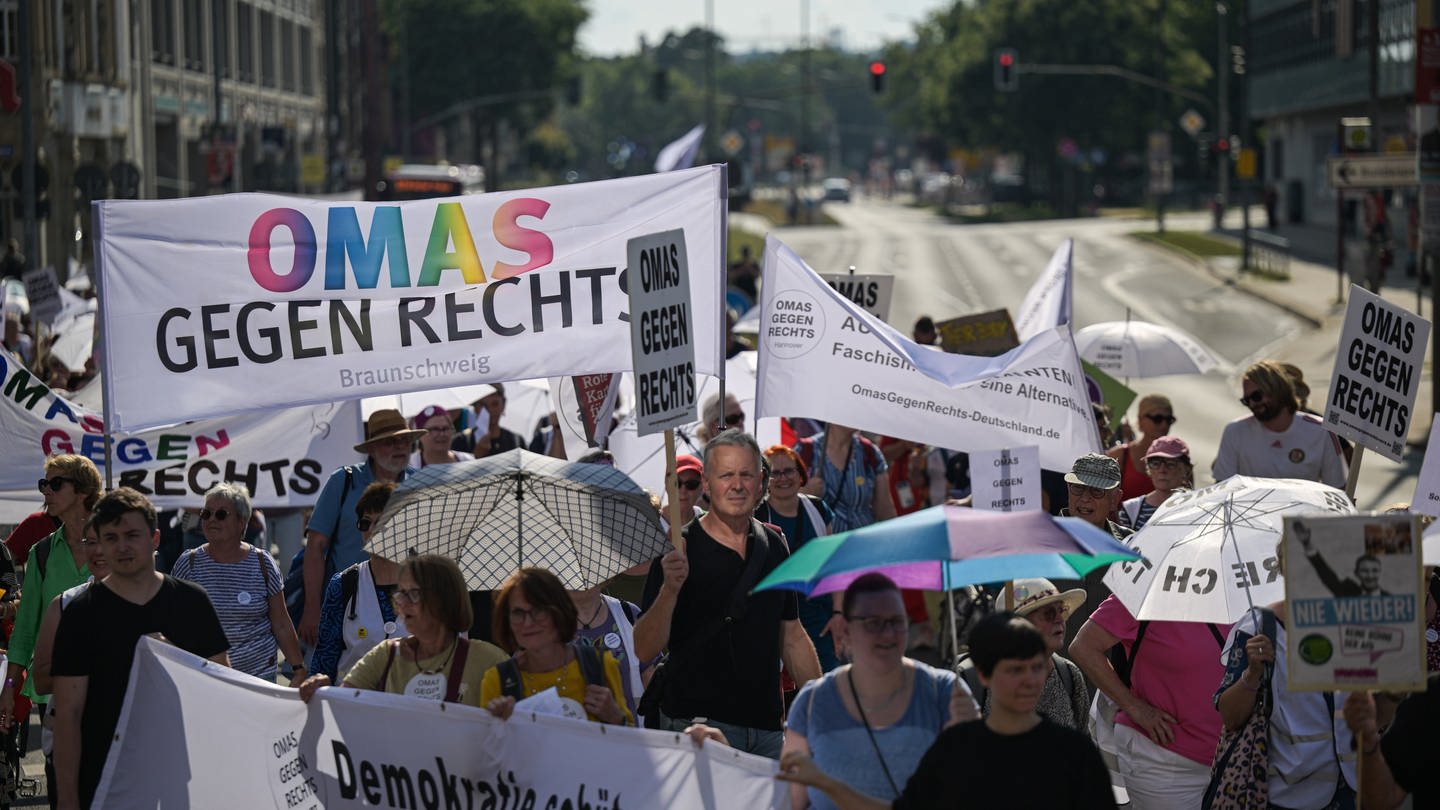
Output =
[{"x1": 171, "y1": 483, "x2": 306, "y2": 683}]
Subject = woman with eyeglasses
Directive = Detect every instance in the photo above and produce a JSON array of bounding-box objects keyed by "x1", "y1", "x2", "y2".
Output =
[
  {"x1": 482, "y1": 568, "x2": 633, "y2": 726},
  {"x1": 410, "y1": 404, "x2": 474, "y2": 468},
  {"x1": 1118, "y1": 436, "x2": 1193, "y2": 532},
  {"x1": 309, "y1": 482, "x2": 406, "y2": 682},
  {"x1": 171, "y1": 482, "x2": 305, "y2": 683},
  {"x1": 756, "y1": 445, "x2": 841, "y2": 670},
  {"x1": 300, "y1": 554, "x2": 505, "y2": 706},
  {"x1": 1106, "y1": 394, "x2": 1176, "y2": 501},
  {"x1": 1, "y1": 454, "x2": 101, "y2": 739},
  {"x1": 779, "y1": 573, "x2": 978, "y2": 809}
]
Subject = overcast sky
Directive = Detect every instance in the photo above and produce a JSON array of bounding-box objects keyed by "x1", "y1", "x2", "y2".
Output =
[{"x1": 578, "y1": 0, "x2": 948, "y2": 57}]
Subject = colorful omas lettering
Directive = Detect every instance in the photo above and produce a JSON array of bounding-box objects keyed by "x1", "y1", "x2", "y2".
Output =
[{"x1": 247, "y1": 199, "x2": 554, "y2": 292}]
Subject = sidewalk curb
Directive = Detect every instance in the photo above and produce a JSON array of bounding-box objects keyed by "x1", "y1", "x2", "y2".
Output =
[{"x1": 1127, "y1": 235, "x2": 1329, "y2": 330}]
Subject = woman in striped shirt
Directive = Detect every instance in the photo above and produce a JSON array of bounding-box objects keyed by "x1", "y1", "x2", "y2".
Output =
[{"x1": 171, "y1": 483, "x2": 305, "y2": 683}]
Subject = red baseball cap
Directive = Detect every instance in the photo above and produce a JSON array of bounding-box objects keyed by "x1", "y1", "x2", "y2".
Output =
[{"x1": 676, "y1": 454, "x2": 704, "y2": 476}]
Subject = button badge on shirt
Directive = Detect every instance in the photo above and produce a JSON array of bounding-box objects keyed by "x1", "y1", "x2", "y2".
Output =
[
  {"x1": 1289, "y1": 448, "x2": 1305, "y2": 464},
  {"x1": 604, "y1": 632, "x2": 622, "y2": 650},
  {"x1": 236, "y1": 591, "x2": 252, "y2": 605}
]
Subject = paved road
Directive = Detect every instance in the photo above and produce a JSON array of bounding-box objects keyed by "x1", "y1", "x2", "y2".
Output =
[{"x1": 742, "y1": 196, "x2": 1422, "y2": 510}]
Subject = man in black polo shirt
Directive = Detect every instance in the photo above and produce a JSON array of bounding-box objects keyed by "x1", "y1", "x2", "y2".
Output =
[{"x1": 635, "y1": 430, "x2": 821, "y2": 758}]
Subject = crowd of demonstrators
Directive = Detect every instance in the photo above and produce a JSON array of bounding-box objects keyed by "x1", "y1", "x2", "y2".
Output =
[
  {"x1": 411, "y1": 404, "x2": 474, "y2": 467},
  {"x1": 482, "y1": 568, "x2": 632, "y2": 726},
  {"x1": 296, "y1": 409, "x2": 421, "y2": 647},
  {"x1": 780, "y1": 574, "x2": 979, "y2": 809},
  {"x1": 301, "y1": 555, "x2": 505, "y2": 709},
  {"x1": 958, "y1": 579, "x2": 1089, "y2": 730},
  {"x1": 755, "y1": 445, "x2": 839, "y2": 669},
  {"x1": 169, "y1": 483, "x2": 302, "y2": 683},
  {"x1": 452, "y1": 384, "x2": 526, "y2": 457},
  {"x1": 1119, "y1": 435, "x2": 1193, "y2": 531},
  {"x1": 634, "y1": 430, "x2": 821, "y2": 755},
  {"x1": 1106, "y1": 394, "x2": 1176, "y2": 500},
  {"x1": 309, "y1": 482, "x2": 404, "y2": 682},
  {"x1": 796, "y1": 423, "x2": 896, "y2": 533},
  {"x1": 51, "y1": 488, "x2": 231, "y2": 809},
  {"x1": 778, "y1": 612, "x2": 1117, "y2": 809},
  {"x1": 1214, "y1": 360, "x2": 1347, "y2": 488}
]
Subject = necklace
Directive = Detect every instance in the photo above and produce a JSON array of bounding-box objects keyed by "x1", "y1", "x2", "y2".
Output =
[
  {"x1": 579, "y1": 599, "x2": 606, "y2": 629},
  {"x1": 412, "y1": 636, "x2": 458, "y2": 674}
]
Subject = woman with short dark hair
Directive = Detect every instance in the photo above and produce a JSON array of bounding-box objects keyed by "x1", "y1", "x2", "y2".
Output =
[
  {"x1": 481, "y1": 567, "x2": 632, "y2": 726},
  {"x1": 299, "y1": 555, "x2": 504, "y2": 707}
]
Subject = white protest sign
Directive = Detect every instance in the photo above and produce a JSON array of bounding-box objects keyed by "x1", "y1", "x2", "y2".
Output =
[
  {"x1": 1284, "y1": 513, "x2": 1427, "y2": 692},
  {"x1": 0, "y1": 350, "x2": 359, "y2": 508},
  {"x1": 94, "y1": 166, "x2": 727, "y2": 433},
  {"x1": 819, "y1": 273, "x2": 894, "y2": 323},
  {"x1": 627, "y1": 229, "x2": 697, "y2": 436},
  {"x1": 970, "y1": 446, "x2": 1041, "y2": 511},
  {"x1": 1014, "y1": 239, "x2": 1073, "y2": 341},
  {"x1": 1323, "y1": 285, "x2": 1430, "y2": 462},
  {"x1": 755, "y1": 236, "x2": 1100, "y2": 472},
  {"x1": 22, "y1": 266, "x2": 62, "y2": 324},
  {"x1": 1412, "y1": 416, "x2": 1440, "y2": 517},
  {"x1": 96, "y1": 638, "x2": 788, "y2": 809}
]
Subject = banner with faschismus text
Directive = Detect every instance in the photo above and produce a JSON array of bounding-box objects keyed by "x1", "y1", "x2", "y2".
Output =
[
  {"x1": 755, "y1": 236, "x2": 1101, "y2": 472},
  {"x1": 1283, "y1": 513, "x2": 1427, "y2": 692},
  {"x1": 94, "y1": 166, "x2": 727, "y2": 433},
  {"x1": 1323, "y1": 285, "x2": 1430, "y2": 462},
  {"x1": 95, "y1": 638, "x2": 787, "y2": 809},
  {"x1": 0, "y1": 350, "x2": 359, "y2": 507}
]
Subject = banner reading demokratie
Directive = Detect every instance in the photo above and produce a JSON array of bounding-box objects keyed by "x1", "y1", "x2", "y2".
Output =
[
  {"x1": 94, "y1": 166, "x2": 727, "y2": 433},
  {"x1": 0, "y1": 351, "x2": 360, "y2": 508},
  {"x1": 97, "y1": 639, "x2": 787, "y2": 809},
  {"x1": 755, "y1": 236, "x2": 1100, "y2": 472},
  {"x1": 1283, "y1": 513, "x2": 1427, "y2": 692}
]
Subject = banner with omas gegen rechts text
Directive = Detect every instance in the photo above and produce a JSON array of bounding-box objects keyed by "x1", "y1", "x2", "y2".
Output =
[
  {"x1": 755, "y1": 236, "x2": 1100, "y2": 472},
  {"x1": 94, "y1": 166, "x2": 727, "y2": 433},
  {"x1": 96, "y1": 639, "x2": 788, "y2": 810}
]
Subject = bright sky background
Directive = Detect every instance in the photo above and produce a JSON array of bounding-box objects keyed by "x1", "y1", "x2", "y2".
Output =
[{"x1": 578, "y1": 0, "x2": 950, "y2": 57}]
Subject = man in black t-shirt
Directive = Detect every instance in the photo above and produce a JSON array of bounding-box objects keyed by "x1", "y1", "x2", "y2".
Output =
[
  {"x1": 634, "y1": 431, "x2": 820, "y2": 758},
  {"x1": 778, "y1": 613, "x2": 1116, "y2": 809},
  {"x1": 51, "y1": 488, "x2": 229, "y2": 809}
]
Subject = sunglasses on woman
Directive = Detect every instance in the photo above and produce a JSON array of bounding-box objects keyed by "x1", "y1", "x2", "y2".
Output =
[
  {"x1": 677, "y1": 478, "x2": 702, "y2": 491},
  {"x1": 1145, "y1": 413, "x2": 1177, "y2": 425},
  {"x1": 37, "y1": 476, "x2": 75, "y2": 493},
  {"x1": 199, "y1": 508, "x2": 231, "y2": 521}
]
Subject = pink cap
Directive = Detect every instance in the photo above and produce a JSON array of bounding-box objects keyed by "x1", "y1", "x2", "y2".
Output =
[
  {"x1": 414, "y1": 404, "x2": 450, "y2": 427},
  {"x1": 1144, "y1": 435, "x2": 1191, "y2": 459}
]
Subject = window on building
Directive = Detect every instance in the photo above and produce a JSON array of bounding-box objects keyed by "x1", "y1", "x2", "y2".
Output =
[
  {"x1": 258, "y1": 9, "x2": 275, "y2": 88},
  {"x1": 237, "y1": 2, "x2": 253, "y2": 82},
  {"x1": 152, "y1": 0, "x2": 175, "y2": 65},
  {"x1": 0, "y1": 1, "x2": 16, "y2": 61},
  {"x1": 183, "y1": 0, "x2": 206, "y2": 71},
  {"x1": 280, "y1": 18, "x2": 295, "y2": 92},
  {"x1": 299, "y1": 25, "x2": 313, "y2": 95}
]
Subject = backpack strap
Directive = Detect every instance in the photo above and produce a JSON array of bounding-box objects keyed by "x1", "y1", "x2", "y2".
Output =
[
  {"x1": 443, "y1": 641, "x2": 470, "y2": 704},
  {"x1": 572, "y1": 640, "x2": 605, "y2": 687},
  {"x1": 620, "y1": 600, "x2": 640, "y2": 624},
  {"x1": 1208, "y1": 623, "x2": 1226, "y2": 648},
  {"x1": 330, "y1": 466, "x2": 355, "y2": 540},
  {"x1": 1128, "y1": 619, "x2": 1151, "y2": 674},
  {"x1": 497, "y1": 657, "x2": 524, "y2": 700},
  {"x1": 1054, "y1": 653, "x2": 1075, "y2": 697},
  {"x1": 34, "y1": 537, "x2": 52, "y2": 581},
  {"x1": 341, "y1": 565, "x2": 363, "y2": 619}
]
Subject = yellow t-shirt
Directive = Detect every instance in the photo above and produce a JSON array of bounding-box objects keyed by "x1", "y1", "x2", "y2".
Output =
[
  {"x1": 479, "y1": 649, "x2": 634, "y2": 726},
  {"x1": 345, "y1": 637, "x2": 506, "y2": 708}
]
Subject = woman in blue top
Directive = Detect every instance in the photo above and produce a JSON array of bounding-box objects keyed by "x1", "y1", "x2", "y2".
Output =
[
  {"x1": 782, "y1": 573, "x2": 979, "y2": 809},
  {"x1": 757, "y1": 445, "x2": 840, "y2": 670}
]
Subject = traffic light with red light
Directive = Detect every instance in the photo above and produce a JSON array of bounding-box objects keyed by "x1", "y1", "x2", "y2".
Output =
[
  {"x1": 869, "y1": 61, "x2": 886, "y2": 93},
  {"x1": 994, "y1": 48, "x2": 1018, "y2": 92},
  {"x1": 1213, "y1": 137, "x2": 1230, "y2": 155}
]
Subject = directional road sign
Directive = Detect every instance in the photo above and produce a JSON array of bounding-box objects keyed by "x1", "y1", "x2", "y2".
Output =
[{"x1": 1327, "y1": 153, "x2": 1417, "y2": 188}]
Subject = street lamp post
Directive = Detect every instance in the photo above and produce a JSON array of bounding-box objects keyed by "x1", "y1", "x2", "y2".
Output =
[{"x1": 1217, "y1": 2, "x2": 1230, "y2": 216}]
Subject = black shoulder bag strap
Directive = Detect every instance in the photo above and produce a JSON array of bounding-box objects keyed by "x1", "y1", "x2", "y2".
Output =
[{"x1": 847, "y1": 668, "x2": 901, "y2": 798}]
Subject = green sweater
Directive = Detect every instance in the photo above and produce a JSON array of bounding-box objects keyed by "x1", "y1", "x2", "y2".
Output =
[{"x1": 9, "y1": 525, "x2": 89, "y2": 701}]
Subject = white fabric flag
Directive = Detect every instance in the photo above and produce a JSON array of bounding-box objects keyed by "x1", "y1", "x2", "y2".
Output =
[
  {"x1": 1013, "y1": 239, "x2": 1074, "y2": 341},
  {"x1": 94, "y1": 166, "x2": 727, "y2": 433},
  {"x1": 755, "y1": 236, "x2": 1100, "y2": 472},
  {"x1": 0, "y1": 351, "x2": 360, "y2": 508},
  {"x1": 96, "y1": 639, "x2": 787, "y2": 809},
  {"x1": 654, "y1": 124, "x2": 706, "y2": 173}
]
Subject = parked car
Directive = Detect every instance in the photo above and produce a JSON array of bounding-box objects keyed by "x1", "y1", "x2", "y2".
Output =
[{"x1": 822, "y1": 177, "x2": 852, "y2": 202}]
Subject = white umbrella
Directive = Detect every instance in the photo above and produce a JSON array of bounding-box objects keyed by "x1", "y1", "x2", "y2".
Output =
[
  {"x1": 1424, "y1": 521, "x2": 1440, "y2": 567},
  {"x1": 1074, "y1": 319, "x2": 1222, "y2": 378},
  {"x1": 1105, "y1": 476, "x2": 1355, "y2": 623}
]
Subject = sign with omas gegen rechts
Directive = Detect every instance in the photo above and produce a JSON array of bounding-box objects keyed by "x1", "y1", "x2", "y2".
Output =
[
  {"x1": 1323, "y1": 285, "x2": 1430, "y2": 462},
  {"x1": 628, "y1": 229, "x2": 697, "y2": 436}
]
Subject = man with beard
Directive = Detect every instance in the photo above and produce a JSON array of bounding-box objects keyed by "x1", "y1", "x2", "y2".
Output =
[
  {"x1": 1212, "y1": 360, "x2": 1346, "y2": 488},
  {"x1": 297, "y1": 410, "x2": 422, "y2": 645}
]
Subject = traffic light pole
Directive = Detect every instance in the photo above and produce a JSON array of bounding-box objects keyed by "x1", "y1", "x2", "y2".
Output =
[{"x1": 18, "y1": 0, "x2": 37, "y2": 262}]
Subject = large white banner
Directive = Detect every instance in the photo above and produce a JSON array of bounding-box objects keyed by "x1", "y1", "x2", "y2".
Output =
[
  {"x1": 98, "y1": 639, "x2": 787, "y2": 809},
  {"x1": 0, "y1": 350, "x2": 360, "y2": 508},
  {"x1": 755, "y1": 236, "x2": 1100, "y2": 472},
  {"x1": 1013, "y1": 239, "x2": 1073, "y2": 341},
  {"x1": 94, "y1": 166, "x2": 727, "y2": 433}
]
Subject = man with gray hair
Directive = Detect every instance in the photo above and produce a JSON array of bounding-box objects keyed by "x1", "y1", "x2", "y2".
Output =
[{"x1": 634, "y1": 431, "x2": 820, "y2": 757}]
